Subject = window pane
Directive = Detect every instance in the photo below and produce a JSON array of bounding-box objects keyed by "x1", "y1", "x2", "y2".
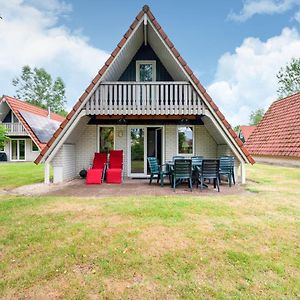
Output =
[
  {"x1": 12, "y1": 113, "x2": 19, "y2": 123},
  {"x1": 32, "y1": 142, "x2": 39, "y2": 152},
  {"x1": 131, "y1": 128, "x2": 144, "y2": 173},
  {"x1": 99, "y1": 127, "x2": 114, "y2": 152},
  {"x1": 178, "y1": 127, "x2": 193, "y2": 154},
  {"x1": 11, "y1": 140, "x2": 18, "y2": 160},
  {"x1": 19, "y1": 140, "x2": 25, "y2": 160},
  {"x1": 139, "y1": 64, "x2": 153, "y2": 81}
]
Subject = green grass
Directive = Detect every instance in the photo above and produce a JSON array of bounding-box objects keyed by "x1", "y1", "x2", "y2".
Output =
[
  {"x1": 0, "y1": 163, "x2": 45, "y2": 189},
  {"x1": 0, "y1": 163, "x2": 299, "y2": 299}
]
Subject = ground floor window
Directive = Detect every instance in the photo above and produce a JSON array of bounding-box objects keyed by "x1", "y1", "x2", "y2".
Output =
[
  {"x1": 99, "y1": 127, "x2": 114, "y2": 152},
  {"x1": 32, "y1": 141, "x2": 39, "y2": 152},
  {"x1": 11, "y1": 139, "x2": 25, "y2": 160},
  {"x1": 177, "y1": 126, "x2": 194, "y2": 154}
]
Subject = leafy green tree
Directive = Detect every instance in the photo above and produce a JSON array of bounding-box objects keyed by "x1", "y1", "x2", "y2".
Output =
[
  {"x1": 233, "y1": 125, "x2": 240, "y2": 133},
  {"x1": 277, "y1": 58, "x2": 300, "y2": 98},
  {"x1": 249, "y1": 108, "x2": 264, "y2": 125},
  {"x1": 0, "y1": 125, "x2": 9, "y2": 150},
  {"x1": 12, "y1": 65, "x2": 67, "y2": 116}
]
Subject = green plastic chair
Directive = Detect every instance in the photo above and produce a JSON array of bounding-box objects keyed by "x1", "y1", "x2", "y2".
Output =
[
  {"x1": 147, "y1": 157, "x2": 170, "y2": 187},
  {"x1": 197, "y1": 159, "x2": 220, "y2": 192},
  {"x1": 219, "y1": 156, "x2": 235, "y2": 187},
  {"x1": 171, "y1": 159, "x2": 193, "y2": 192}
]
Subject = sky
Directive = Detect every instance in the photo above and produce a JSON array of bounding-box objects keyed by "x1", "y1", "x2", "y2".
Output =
[{"x1": 0, "y1": 0, "x2": 300, "y2": 125}]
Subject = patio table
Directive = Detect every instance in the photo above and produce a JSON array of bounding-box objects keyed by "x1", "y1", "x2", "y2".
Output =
[{"x1": 165, "y1": 159, "x2": 202, "y2": 188}]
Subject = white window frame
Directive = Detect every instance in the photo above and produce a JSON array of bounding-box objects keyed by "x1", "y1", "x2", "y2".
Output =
[
  {"x1": 10, "y1": 139, "x2": 26, "y2": 161},
  {"x1": 31, "y1": 140, "x2": 39, "y2": 152},
  {"x1": 136, "y1": 60, "x2": 156, "y2": 81},
  {"x1": 127, "y1": 125, "x2": 165, "y2": 177},
  {"x1": 176, "y1": 125, "x2": 195, "y2": 156},
  {"x1": 97, "y1": 125, "x2": 115, "y2": 152}
]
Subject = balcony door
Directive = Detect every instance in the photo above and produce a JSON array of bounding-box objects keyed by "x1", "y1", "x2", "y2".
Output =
[
  {"x1": 128, "y1": 126, "x2": 163, "y2": 177},
  {"x1": 11, "y1": 139, "x2": 26, "y2": 161}
]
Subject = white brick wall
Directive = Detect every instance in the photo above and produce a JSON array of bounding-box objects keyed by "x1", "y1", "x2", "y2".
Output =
[
  {"x1": 50, "y1": 123, "x2": 244, "y2": 182},
  {"x1": 195, "y1": 126, "x2": 217, "y2": 157},
  {"x1": 52, "y1": 144, "x2": 76, "y2": 182},
  {"x1": 115, "y1": 125, "x2": 128, "y2": 176},
  {"x1": 63, "y1": 144, "x2": 76, "y2": 181},
  {"x1": 75, "y1": 125, "x2": 97, "y2": 173}
]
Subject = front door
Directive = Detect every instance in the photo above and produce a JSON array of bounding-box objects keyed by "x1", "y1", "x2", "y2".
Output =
[
  {"x1": 11, "y1": 139, "x2": 26, "y2": 161},
  {"x1": 128, "y1": 126, "x2": 163, "y2": 177}
]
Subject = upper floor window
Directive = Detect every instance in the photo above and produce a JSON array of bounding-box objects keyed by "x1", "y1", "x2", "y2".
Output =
[
  {"x1": 136, "y1": 60, "x2": 156, "y2": 81},
  {"x1": 32, "y1": 141, "x2": 39, "y2": 152}
]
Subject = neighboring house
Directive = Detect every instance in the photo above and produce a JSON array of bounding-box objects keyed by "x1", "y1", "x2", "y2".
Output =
[
  {"x1": 35, "y1": 5, "x2": 254, "y2": 184},
  {"x1": 0, "y1": 96, "x2": 65, "y2": 162},
  {"x1": 238, "y1": 125, "x2": 256, "y2": 143},
  {"x1": 246, "y1": 92, "x2": 300, "y2": 167}
]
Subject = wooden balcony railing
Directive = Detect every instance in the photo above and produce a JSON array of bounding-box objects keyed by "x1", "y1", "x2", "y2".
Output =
[
  {"x1": 2, "y1": 123, "x2": 28, "y2": 135},
  {"x1": 85, "y1": 81, "x2": 205, "y2": 115}
]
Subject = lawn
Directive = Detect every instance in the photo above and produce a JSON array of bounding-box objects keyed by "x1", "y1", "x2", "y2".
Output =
[
  {"x1": 0, "y1": 163, "x2": 299, "y2": 299},
  {"x1": 0, "y1": 162, "x2": 45, "y2": 189}
]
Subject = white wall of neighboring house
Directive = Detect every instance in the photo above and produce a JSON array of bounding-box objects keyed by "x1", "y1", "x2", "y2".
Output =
[{"x1": 0, "y1": 138, "x2": 40, "y2": 162}]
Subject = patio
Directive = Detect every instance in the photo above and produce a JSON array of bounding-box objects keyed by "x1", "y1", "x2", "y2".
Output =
[{"x1": 45, "y1": 178, "x2": 244, "y2": 198}]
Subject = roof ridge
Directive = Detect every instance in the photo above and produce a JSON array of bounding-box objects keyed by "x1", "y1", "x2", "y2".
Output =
[
  {"x1": 3, "y1": 95, "x2": 65, "y2": 121},
  {"x1": 272, "y1": 91, "x2": 300, "y2": 104}
]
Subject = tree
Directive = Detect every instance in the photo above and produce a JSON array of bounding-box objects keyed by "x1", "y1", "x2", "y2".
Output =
[
  {"x1": 277, "y1": 58, "x2": 300, "y2": 98},
  {"x1": 0, "y1": 125, "x2": 9, "y2": 150},
  {"x1": 249, "y1": 108, "x2": 264, "y2": 125},
  {"x1": 12, "y1": 65, "x2": 67, "y2": 116}
]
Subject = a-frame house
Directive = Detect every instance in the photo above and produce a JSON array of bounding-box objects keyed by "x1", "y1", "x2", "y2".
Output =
[{"x1": 35, "y1": 5, "x2": 254, "y2": 184}]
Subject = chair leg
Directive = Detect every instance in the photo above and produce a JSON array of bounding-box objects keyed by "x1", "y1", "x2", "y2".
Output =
[
  {"x1": 232, "y1": 172, "x2": 236, "y2": 185},
  {"x1": 214, "y1": 178, "x2": 216, "y2": 188},
  {"x1": 229, "y1": 173, "x2": 232, "y2": 187},
  {"x1": 173, "y1": 176, "x2": 176, "y2": 192},
  {"x1": 216, "y1": 177, "x2": 220, "y2": 192},
  {"x1": 149, "y1": 174, "x2": 153, "y2": 185},
  {"x1": 200, "y1": 176, "x2": 203, "y2": 191},
  {"x1": 160, "y1": 174, "x2": 164, "y2": 187},
  {"x1": 189, "y1": 178, "x2": 192, "y2": 192},
  {"x1": 157, "y1": 173, "x2": 160, "y2": 183}
]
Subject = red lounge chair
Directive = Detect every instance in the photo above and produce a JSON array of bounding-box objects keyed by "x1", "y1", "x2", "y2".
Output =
[
  {"x1": 106, "y1": 150, "x2": 123, "y2": 184},
  {"x1": 86, "y1": 152, "x2": 108, "y2": 184}
]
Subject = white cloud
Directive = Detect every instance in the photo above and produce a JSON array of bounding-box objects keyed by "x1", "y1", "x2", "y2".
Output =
[
  {"x1": 0, "y1": 0, "x2": 109, "y2": 110},
  {"x1": 228, "y1": 0, "x2": 300, "y2": 22},
  {"x1": 207, "y1": 27, "x2": 300, "y2": 126}
]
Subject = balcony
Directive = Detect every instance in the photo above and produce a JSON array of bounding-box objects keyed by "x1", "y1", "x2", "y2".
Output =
[
  {"x1": 85, "y1": 81, "x2": 206, "y2": 115},
  {"x1": 2, "y1": 123, "x2": 28, "y2": 135}
]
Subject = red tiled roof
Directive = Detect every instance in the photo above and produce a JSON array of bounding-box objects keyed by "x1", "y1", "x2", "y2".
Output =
[
  {"x1": 240, "y1": 125, "x2": 256, "y2": 141},
  {"x1": 35, "y1": 5, "x2": 255, "y2": 164},
  {"x1": 246, "y1": 92, "x2": 300, "y2": 157},
  {"x1": 1, "y1": 96, "x2": 65, "y2": 150}
]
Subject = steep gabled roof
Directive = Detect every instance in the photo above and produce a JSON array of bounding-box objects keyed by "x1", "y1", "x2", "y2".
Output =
[
  {"x1": 1, "y1": 96, "x2": 65, "y2": 150},
  {"x1": 35, "y1": 5, "x2": 254, "y2": 164},
  {"x1": 246, "y1": 92, "x2": 300, "y2": 157},
  {"x1": 240, "y1": 125, "x2": 256, "y2": 141}
]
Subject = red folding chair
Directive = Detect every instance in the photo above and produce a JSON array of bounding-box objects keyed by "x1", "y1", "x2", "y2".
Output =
[
  {"x1": 86, "y1": 152, "x2": 108, "y2": 184},
  {"x1": 106, "y1": 150, "x2": 123, "y2": 184}
]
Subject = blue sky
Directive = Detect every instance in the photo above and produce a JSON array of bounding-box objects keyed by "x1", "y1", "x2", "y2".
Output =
[{"x1": 1, "y1": 0, "x2": 300, "y2": 125}]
